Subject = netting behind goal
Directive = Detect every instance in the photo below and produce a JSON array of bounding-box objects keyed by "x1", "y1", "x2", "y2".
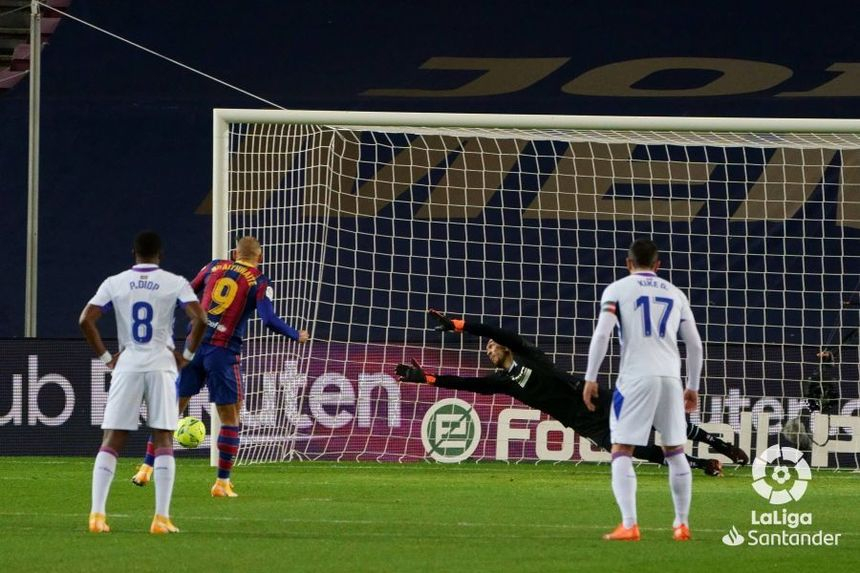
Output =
[{"x1": 212, "y1": 110, "x2": 860, "y2": 469}]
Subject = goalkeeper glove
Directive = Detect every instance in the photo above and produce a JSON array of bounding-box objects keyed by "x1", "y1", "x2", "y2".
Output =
[
  {"x1": 395, "y1": 359, "x2": 437, "y2": 384},
  {"x1": 428, "y1": 309, "x2": 464, "y2": 332}
]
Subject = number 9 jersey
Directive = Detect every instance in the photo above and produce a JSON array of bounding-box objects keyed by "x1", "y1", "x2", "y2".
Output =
[
  {"x1": 88, "y1": 264, "x2": 198, "y2": 373},
  {"x1": 192, "y1": 259, "x2": 272, "y2": 353}
]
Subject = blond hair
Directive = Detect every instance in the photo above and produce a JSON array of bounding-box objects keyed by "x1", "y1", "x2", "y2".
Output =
[{"x1": 235, "y1": 236, "x2": 262, "y2": 260}]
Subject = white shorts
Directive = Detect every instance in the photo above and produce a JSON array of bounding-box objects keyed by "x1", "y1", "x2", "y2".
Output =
[
  {"x1": 609, "y1": 375, "x2": 686, "y2": 447},
  {"x1": 101, "y1": 370, "x2": 178, "y2": 431}
]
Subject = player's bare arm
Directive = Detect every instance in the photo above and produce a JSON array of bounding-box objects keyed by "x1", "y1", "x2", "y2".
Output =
[
  {"x1": 583, "y1": 380, "x2": 599, "y2": 412},
  {"x1": 683, "y1": 389, "x2": 699, "y2": 413},
  {"x1": 78, "y1": 304, "x2": 119, "y2": 370},
  {"x1": 177, "y1": 300, "x2": 207, "y2": 369}
]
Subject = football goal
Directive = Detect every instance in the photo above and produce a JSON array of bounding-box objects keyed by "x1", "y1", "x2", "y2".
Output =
[{"x1": 211, "y1": 109, "x2": 860, "y2": 469}]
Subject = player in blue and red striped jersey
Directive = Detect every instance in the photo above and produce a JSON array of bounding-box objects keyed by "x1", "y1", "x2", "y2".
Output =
[{"x1": 133, "y1": 236, "x2": 310, "y2": 496}]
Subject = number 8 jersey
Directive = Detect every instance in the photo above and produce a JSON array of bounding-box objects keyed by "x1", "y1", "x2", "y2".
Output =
[
  {"x1": 596, "y1": 271, "x2": 697, "y2": 382},
  {"x1": 88, "y1": 264, "x2": 198, "y2": 373}
]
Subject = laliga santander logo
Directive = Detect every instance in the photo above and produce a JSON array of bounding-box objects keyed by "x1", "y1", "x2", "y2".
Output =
[
  {"x1": 751, "y1": 445, "x2": 812, "y2": 505},
  {"x1": 721, "y1": 445, "x2": 841, "y2": 547}
]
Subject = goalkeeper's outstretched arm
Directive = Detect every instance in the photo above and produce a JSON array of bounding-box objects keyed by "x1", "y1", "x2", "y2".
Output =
[
  {"x1": 435, "y1": 373, "x2": 512, "y2": 395},
  {"x1": 428, "y1": 309, "x2": 543, "y2": 361},
  {"x1": 396, "y1": 360, "x2": 511, "y2": 395}
]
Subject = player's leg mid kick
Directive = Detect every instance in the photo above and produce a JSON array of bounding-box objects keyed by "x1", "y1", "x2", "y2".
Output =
[
  {"x1": 207, "y1": 357, "x2": 242, "y2": 498},
  {"x1": 132, "y1": 236, "x2": 310, "y2": 496},
  {"x1": 132, "y1": 358, "x2": 203, "y2": 488},
  {"x1": 132, "y1": 394, "x2": 196, "y2": 488},
  {"x1": 133, "y1": 349, "x2": 242, "y2": 498}
]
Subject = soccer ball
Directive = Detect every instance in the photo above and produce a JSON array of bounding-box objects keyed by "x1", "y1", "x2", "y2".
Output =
[{"x1": 174, "y1": 416, "x2": 206, "y2": 448}]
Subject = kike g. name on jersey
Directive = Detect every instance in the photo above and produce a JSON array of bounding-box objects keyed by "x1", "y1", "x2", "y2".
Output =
[
  {"x1": 192, "y1": 259, "x2": 270, "y2": 353},
  {"x1": 88, "y1": 264, "x2": 198, "y2": 372},
  {"x1": 599, "y1": 271, "x2": 695, "y2": 379}
]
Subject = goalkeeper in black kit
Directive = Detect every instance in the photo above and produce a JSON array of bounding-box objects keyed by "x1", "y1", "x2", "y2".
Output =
[{"x1": 397, "y1": 310, "x2": 748, "y2": 475}]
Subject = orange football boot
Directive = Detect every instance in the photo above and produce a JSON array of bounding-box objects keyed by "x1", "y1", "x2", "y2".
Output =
[
  {"x1": 673, "y1": 524, "x2": 692, "y2": 541},
  {"x1": 211, "y1": 478, "x2": 238, "y2": 498},
  {"x1": 88, "y1": 512, "x2": 110, "y2": 533},
  {"x1": 150, "y1": 514, "x2": 180, "y2": 534},
  {"x1": 602, "y1": 523, "x2": 641, "y2": 541},
  {"x1": 131, "y1": 464, "x2": 153, "y2": 487}
]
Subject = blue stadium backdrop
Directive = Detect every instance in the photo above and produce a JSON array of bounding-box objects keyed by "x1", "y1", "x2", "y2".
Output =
[{"x1": 1, "y1": 3, "x2": 859, "y2": 464}]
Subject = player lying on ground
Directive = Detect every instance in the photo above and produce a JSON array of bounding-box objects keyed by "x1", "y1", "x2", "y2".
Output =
[
  {"x1": 131, "y1": 237, "x2": 310, "y2": 497},
  {"x1": 396, "y1": 310, "x2": 747, "y2": 475}
]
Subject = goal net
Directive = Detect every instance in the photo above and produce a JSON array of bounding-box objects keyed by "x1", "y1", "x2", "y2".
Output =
[{"x1": 212, "y1": 110, "x2": 860, "y2": 469}]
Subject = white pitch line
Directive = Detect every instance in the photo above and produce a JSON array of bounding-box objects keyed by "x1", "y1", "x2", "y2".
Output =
[
  {"x1": 0, "y1": 511, "x2": 856, "y2": 537},
  {"x1": 4, "y1": 459, "x2": 859, "y2": 477}
]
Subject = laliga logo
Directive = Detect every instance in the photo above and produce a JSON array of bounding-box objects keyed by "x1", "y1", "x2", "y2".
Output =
[
  {"x1": 721, "y1": 445, "x2": 841, "y2": 547},
  {"x1": 751, "y1": 445, "x2": 812, "y2": 505}
]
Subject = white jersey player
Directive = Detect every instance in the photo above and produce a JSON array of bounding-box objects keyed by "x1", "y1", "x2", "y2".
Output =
[
  {"x1": 79, "y1": 231, "x2": 205, "y2": 535},
  {"x1": 582, "y1": 239, "x2": 703, "y2": 543},
  {"x1": 90, "y1": 266, "x2": 197, "y2": 378}
]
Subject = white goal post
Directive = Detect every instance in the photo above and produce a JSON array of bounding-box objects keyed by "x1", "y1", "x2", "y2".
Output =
[{"x1": 211, "y1": 109, "x2": 860, "y2": 469}]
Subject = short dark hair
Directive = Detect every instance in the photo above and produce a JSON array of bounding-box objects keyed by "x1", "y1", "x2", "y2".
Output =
[
  {"x1": 133, "y1": 231, "x2": 162, "y2": 258},
  {"x1": 628, "y1": 239, "x2": 659, "y2": 267}
]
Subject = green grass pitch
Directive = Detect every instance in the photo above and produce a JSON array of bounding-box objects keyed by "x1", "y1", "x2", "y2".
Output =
[{"x1": 1, "y1": 457, "x2": 856, "y2": 572}]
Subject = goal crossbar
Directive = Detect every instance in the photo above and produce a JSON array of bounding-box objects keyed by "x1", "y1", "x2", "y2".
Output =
[{"x1": 214, "y1": 108, "x2": 860, "y2": 134}]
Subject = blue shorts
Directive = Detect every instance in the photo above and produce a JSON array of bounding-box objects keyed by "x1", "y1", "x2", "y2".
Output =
[{"x1": 177, "y1": 345, "x2": 242, "y2": 405}]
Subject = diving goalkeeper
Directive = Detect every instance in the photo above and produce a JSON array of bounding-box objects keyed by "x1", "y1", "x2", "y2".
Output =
[{"x1": 396, "y1": 310, "x2": 748, "y2": 474}]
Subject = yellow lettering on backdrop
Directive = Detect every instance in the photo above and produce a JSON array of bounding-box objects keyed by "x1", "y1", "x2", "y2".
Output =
[
  {"x1": 562, "y1": 57, "x2": 793, "y2": 97},
  {"x1": 362, "y1": 57, "x2": 570, "y2": 97},
  {"x1": 779, "y1": 63, "x2": 860, "y2": 97},
  {"x1": 730, "y1": 149, "x2": 837, "y2": 222},
  {"x1": 523, "y1": 143, "x2": 711, "y2": 222},
  {"x1": 417, "y1": 138, "x2": 528, "y2": 218}
]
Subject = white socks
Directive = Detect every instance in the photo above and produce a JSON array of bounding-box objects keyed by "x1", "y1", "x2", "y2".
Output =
[
  {"x1": 153, "y1": 448, "x2": 176, "y2": 517},
  {"x1": 91, "y1": 447, "x2": 118, "y2": 514},
  {"x1": 611, "y1": 453, "x2": 637, "y2": 527},
  {"x1": 91, "y1": 445, "x2": 176, "y2": 522},
  {"x1": 665, "y1": 448, "x2": 692, "y2": 527}
]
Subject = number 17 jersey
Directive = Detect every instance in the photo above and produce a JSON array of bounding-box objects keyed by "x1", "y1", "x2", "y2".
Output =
[{"x1": 599, "y1": 271, "x2": 696, "y2": 380}]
